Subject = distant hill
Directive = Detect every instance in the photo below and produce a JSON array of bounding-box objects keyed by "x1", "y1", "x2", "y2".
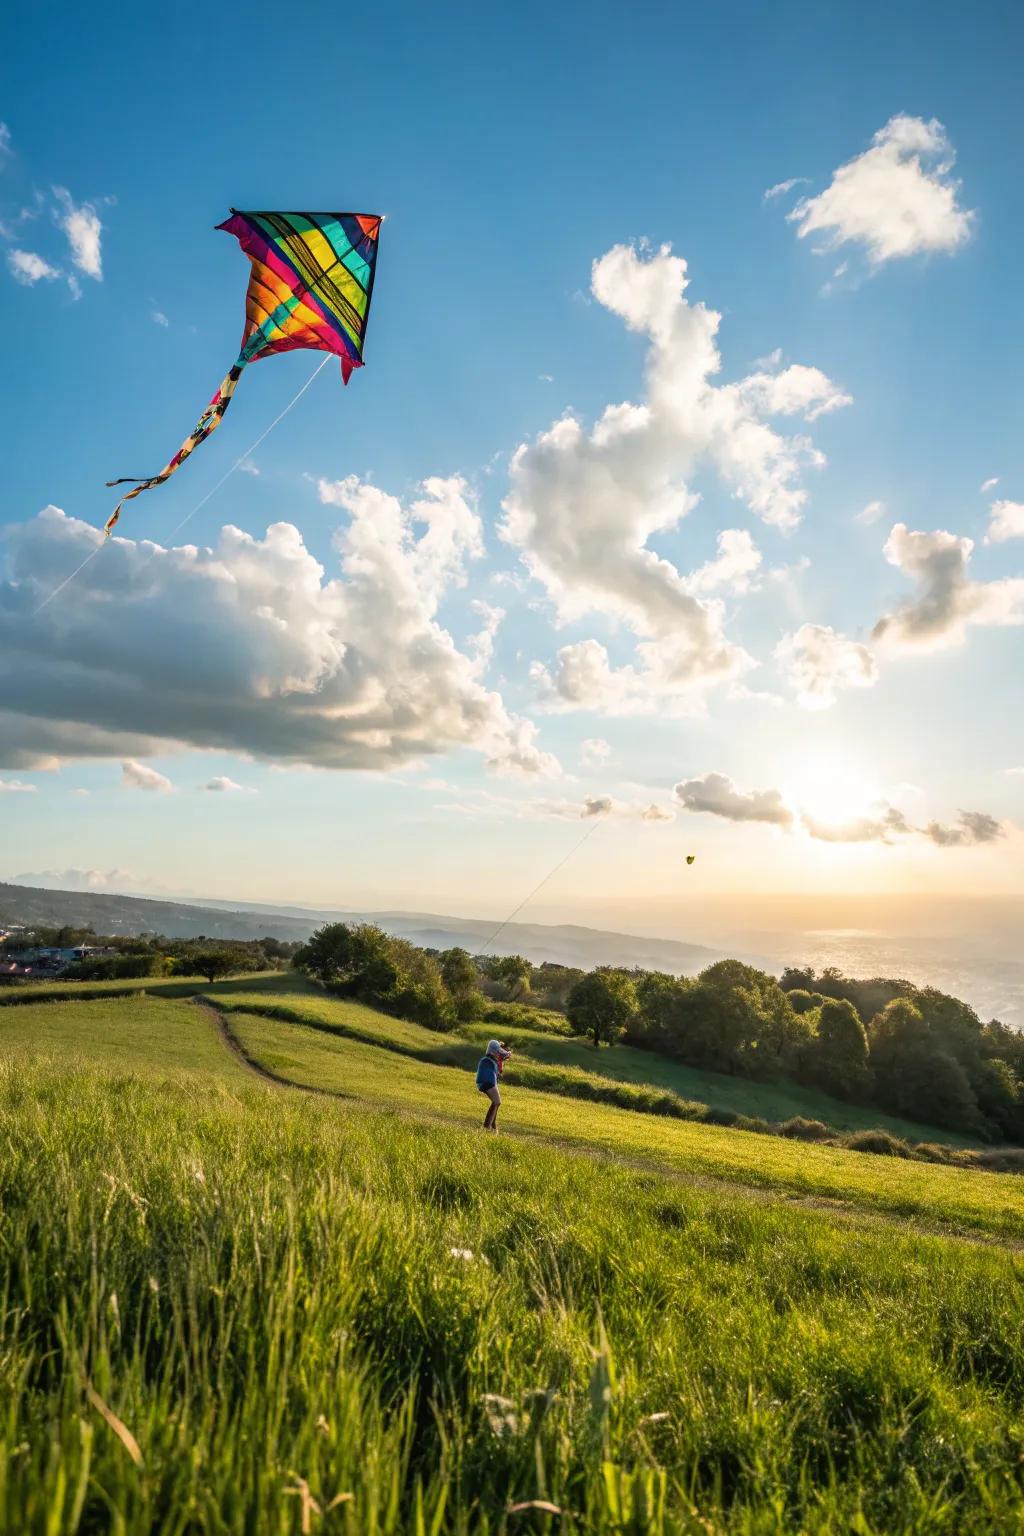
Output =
[
  {"x1": 0, "y1": 881, "x2": 738, "y2": 976},
  {"x1": 0, "y1": 882, "x2": 318, "y2": 943}
]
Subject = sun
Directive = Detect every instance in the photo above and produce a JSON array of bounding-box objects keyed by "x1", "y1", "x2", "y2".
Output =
[{"x1": 784, "y1": 750, "x2": 880, "y2": 830}]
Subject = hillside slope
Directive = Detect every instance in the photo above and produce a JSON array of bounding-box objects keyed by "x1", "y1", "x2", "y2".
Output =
[{"x1": 2, "y1": 984, "x2": 1024, "y2": 1532}]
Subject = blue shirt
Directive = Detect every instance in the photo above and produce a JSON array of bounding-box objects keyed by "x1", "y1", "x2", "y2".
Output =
[{"x1": 476, "y1": 1054, "x2": 498, "y2": 1089}]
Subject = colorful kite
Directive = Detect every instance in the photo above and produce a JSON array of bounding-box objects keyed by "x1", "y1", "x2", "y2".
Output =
[{"x1": 104, "y1": 209, "x2": 381, "y2": 534}]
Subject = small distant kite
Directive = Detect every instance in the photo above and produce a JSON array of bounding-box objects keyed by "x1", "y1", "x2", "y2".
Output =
[
  {"x1": 686, "y1": 855, "x2": 696, "y2": 865},
  {"x1": 104, "y1": 209, "x2": 382, "y2": 534}
]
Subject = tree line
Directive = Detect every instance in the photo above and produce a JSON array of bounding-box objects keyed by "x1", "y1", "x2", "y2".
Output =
[
  {"x1": 0, "y1": 925, "x2": 300, "y2": 984},
  {"x1": 293, "y1": 923, "x2": 1024, "y2": 1143},
  {"x1": 8, "y1": 917, "x2": 1021, "y2": 1142}
]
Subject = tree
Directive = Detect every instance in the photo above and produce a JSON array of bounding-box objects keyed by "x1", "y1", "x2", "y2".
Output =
[
  {"x1": 293, "y1": 922, "x2": 358, "y2": 983},
  {"x1": 487, "y1": 955, "x2": 533, "y2": 1001},
  {"x1": 532, "y1": 962, "x2": 585, "y2": 1010},
  {"x1": 567, "y1": 969, "x2": 636, "y2": 1048},
  {"x1": 869, "y1": 999, "x2": 979, "y2": 1132},
  {"x1": 191, "y1": 948, "x2": 239, "y2": 984},
  {"x1": 786, "y1": 989, "x2": 821, "y2": 1016},
  {"x1": 440, "y1": 946, "x2": 476, "y2": 995},
  {"x1": 294, "y1": 922, "x2": 454, "y2": 1030},
  {"x1": 440, "y1": 947, "x2": 483, "y2": 1022},
  {"x1": 174, "y1": 940, "x2": 264, "y2": 985},
  {"x1": 806, "y1": 997, "x2": 870, "y2": 1100},
  {"x1": 628, "y1": 972, "x2": 693, "y2": 1052},
  {"x1": 678, "y1": 961, "x2": 807, "y2": 1078},
  {"x1": 971, "y1": 1058, "x2": 1024, "y2": 1141},
  {"x1": 914, "y1": 988, "x2": 986, "y2": 1072}
]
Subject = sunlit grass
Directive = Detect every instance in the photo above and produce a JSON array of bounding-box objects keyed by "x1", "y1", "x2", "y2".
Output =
[
  {"x1": 215, "y1": 981, "x2": 977, "y2": 1146},
  {"x1": 228, "y1": 1009, "x2": 1024, "y2": 1242},
  {"x1": 2, "y1": 1054, "x2": 1024, "y2": 1534}
]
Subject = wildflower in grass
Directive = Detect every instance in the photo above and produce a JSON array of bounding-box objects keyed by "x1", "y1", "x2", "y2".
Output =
[
  {"x1": 482, "y1": 1394, "x2": 520, "y2": 1437},
  {"x1": 450, "y1": 1246, "x2": 474, "y2": 1261}
]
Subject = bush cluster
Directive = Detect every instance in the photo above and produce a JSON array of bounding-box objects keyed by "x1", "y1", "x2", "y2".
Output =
[
  {"x1": 564, "y1": 960, "x2": 1024, "y2": 1141},
  {"x1": 294, "y1": 924, "x2": 480, "y2": 1031}
]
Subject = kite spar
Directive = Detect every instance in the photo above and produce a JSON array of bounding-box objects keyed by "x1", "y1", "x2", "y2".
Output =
[{"x1": 104, "y1": 209, "x2": 381, "y2": 534}]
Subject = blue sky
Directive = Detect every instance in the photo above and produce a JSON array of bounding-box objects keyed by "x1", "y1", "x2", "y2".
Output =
[{"x1": 1, "y1": 0, "x2": 1022, "y2": 923}]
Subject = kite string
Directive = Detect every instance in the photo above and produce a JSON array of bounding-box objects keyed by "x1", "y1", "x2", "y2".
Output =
[
  {"x1": 31, "y1": 354, "x2": 332, "y2": 617},
  {"x1": 30, "y1": 542, "x2": 105, "y2": 618},
  {"x1": 152, "y1": 354, "x2": 331, "y2": 552},
  {"x1": 478, "y1": 819, "x2": 601, "y2": 957}
]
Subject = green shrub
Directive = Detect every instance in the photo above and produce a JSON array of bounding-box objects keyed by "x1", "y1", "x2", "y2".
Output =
[
  {"x1": 913, "y1": 1142, "x2": 956, "y2": 1164},
  {"x1": 703, "y1": 1106, "x2": 740, "y2": 1127},
  {"x1": 844, "y1": 1129, "x2": 912, "y2": 1158},
  {"x1": 778, "y1": 1117, "x2": 832, "y2": 1141},
  {"x1": 481, "y1": 1001, "x2": 570, "y2": 1035}
]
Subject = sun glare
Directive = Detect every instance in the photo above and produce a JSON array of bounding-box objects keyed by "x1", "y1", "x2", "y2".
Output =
[{"x1": 784, "y1": 751, "x2": 880, "y2": 831}]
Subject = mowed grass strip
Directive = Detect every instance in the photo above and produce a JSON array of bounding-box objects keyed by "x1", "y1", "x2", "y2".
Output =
[
  {"x1": 2, "y1": 1057, "x2": 1023, "y2": 1534},
  {"x1": 228, "y1": 1010, "x2": 1024, "y2": 1243}
]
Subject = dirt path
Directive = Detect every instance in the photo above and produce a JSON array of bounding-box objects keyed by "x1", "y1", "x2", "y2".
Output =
[
  {"x1": 199, "y1": 1001, "x2": 358, "y2": 1099},
  {"x1": 199, "y1": 999, "x2": 1024, "y2": 1257}
]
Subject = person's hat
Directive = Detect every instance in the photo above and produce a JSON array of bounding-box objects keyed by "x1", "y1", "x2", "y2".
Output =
[{"x1": 487, "y1": 1039, "x2": 502, "y2": 1056}]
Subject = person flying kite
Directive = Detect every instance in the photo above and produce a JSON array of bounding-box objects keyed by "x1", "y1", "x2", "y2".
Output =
[
  {"x1": 104, "y1": 209, "x2": 381, "y2": 535},
  {"x1": 476, "y1": 1040, "x2": 512, "y2": 1132}
]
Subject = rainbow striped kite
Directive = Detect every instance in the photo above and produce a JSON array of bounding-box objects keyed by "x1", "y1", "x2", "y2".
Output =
[{"x1": 104, "y1": 209, "x2": 381, "y2": 534}]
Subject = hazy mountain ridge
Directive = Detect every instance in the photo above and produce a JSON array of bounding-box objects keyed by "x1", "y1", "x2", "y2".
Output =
[
  {"x1": 4, "y1": 882, "x2": 1021, "y2": 1024},
  {"x1": 0, "y1": 882, "x2": 736, "y2": 975}
]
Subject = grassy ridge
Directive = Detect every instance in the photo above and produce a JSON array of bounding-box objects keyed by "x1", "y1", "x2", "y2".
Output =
[
  {"x1": 3, "y1": 1048, "x2": 1024, "y2": 1534},
  {"x1": 227, "y1": 1009, "x2": 1024, "y2": 1242},
  {"x1": 211, "y1": 983, "x2": 977, "y2": 1146}
]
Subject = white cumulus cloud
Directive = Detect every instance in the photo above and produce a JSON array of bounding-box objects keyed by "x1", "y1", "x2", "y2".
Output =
[
  {"x1": 0, "y1": 777, "x2": 37, "y2": 793},
  {"x1": 786, "y1": 115, "x2": 973, "y2": 266},
  {"x1": 203, "y1": 776, "x2": 255, "y2": 793},
  {"x1": 504, "y1": 241, "x2": 848, "y2": 715},
  {"x1": 801, "y1": 805, "x2": 911, "y2": 843},
  {"x1": 122, "y1": 759, "x2": 173, "y2": 793},
  {"x1": 684, "y1": 529, "x2": 763, "y2": 595},
  {"x1": 53, "y1": 186, "x2": 103, "y2": 279},
  {"x1": 674, "y1": 771, "x2": 794, "y2": 826},
  {"x1": 580, "y1": 737, "x2": 612, "y2": 769},
  {"x1": 676, "y1": 772, "x2": 1006, "y2": 849},
  {"x1": 7, "y1": 249, "x2": 60, "y2": 285},
  {"x1": 924, "y1": 810, "x2": 1005, "y2": 847},
  {"x1": 986, "y1": 500, "x2": 1024, "y2": 544},
  {"x1": 0, "y1": 491, "x2": 558, "y2": 779},
  {"x1": 775, "y1": 623, "x2": 878, "y2": 709},
  {"x1": 873, "y1": 523, "x2": 1024, "y2": 652}
]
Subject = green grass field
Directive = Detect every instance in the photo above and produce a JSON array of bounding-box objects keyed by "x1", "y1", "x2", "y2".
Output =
[
  {"x1": 3, "y1": 977, "x2": 1024, "y2": 1532},
  {"x1": 207, "y1": 982, "x2": 979, "y2": 1146}
]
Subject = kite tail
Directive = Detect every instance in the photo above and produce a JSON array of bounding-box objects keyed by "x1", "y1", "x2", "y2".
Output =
[{"x1": 103, "y1": 359, "x2": 247, "y2": 535}]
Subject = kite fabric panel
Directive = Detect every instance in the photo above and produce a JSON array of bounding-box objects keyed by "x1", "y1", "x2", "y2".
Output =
[{"x1": 104, "y1": 209, "x2": 381, "y2": 535}]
